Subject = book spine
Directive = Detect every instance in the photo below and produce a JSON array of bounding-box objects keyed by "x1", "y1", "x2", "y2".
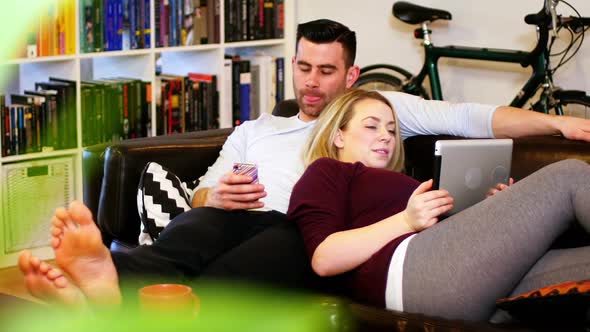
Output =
[
  {"x1": 144, "y1": 82, "x2": 151, "y2": 137},
  {"x1": 263, "y1": 0, "x2": 273, "y2": 39},
  {"x1": 224, "y1": 0, "x2": 232, "y2": 42},
  {"x1": 169, "y1": 0, "x2": 177, "y2": 46},
  {"x1": 275, "y1": 57, "x2": 284, "y2": 104},
  {"x1": 214, "y1": 0, "x2": 220, "y2": 43},
  {"x1": 257, "y1": 0, "x2": 264, "y2": 40},
  {"x1": 2, "y1": 102, "x2": 9, "y2": 156},
  {"x1": 231, "y1": 58, "x2": 241, "y2": 126},
  {"x1": 274, "y1": 0, "x2": 283, "y2": 38},
  {"x1": 123, "y1": 83, "x2": 130, "y2": 138},
  {"x1": 155, "y1": 0, "x2": 162, "y2": 46},
  {"x1": 144, "y1": 0, "x2": 151, "y2": 47},
  {"x1": 219, "y1": 58, "x2": 232, "y2": 128},
  {"x1": 129, "y1": 0, "x2": 138, "y2": 49},
  {"x1": 239, "y1": 60, "x2": 251, "y2": 122},
  {"x1": 240, "y1": 0, "x2": 247, "y2": 41},
  {"x1": 65, "y1": 0, "x2": 76, "y2": 54},
  {"x1": 115, "y1": 0, "x2": 124, "y2": 50},
  {"x1": 93, "y1": 0, "x2": 104, "y2": 52},
  {"x1": 10, "y1": 107, "x2": 17, "y2": 155},
  {"x1": 57, "y1": 0, "x2": 66, "y2": 54},
  {"x1": 82, "y1": 0, "x2": 94, "y2": 53}
]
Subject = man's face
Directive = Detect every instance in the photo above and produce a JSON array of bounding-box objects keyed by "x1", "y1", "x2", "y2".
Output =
[{"x1": 292, "y1": 38, "x2": 358, "y2": 122}]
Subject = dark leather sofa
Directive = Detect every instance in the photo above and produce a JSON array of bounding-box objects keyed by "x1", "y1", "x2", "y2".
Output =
[{"x1": 83, "y1": 102, "x2": 590, "y2": 331}]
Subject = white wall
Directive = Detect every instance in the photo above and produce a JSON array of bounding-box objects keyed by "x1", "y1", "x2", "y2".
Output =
[{"x1": 295, "y1": 0, "x2": 590, "y2": 105}]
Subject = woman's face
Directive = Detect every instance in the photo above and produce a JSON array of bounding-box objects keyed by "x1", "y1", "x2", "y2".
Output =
[{"x1": 334, "y1": 98, "x2": 397, "y2": 169}]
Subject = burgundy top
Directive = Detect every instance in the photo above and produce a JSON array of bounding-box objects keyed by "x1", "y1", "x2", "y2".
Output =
[{"x1": 288, "y1": 158, "x2": 419, "y2": 307}]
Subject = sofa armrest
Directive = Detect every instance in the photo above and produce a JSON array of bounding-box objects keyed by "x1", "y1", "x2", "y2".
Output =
[
  {"x1": 91, "y1": 129, "x2": 232, "y2": 246},
  {"x1": 404, "y1": 135, "x2": 590, "y2": 181}
]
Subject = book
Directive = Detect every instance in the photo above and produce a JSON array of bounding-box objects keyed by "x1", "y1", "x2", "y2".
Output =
[
  {"x1": 9, "y1": 95, "x2": 41, "y2": 153},
  {"x1": 244, "y1": 54, "x2": 273, "y2": 116},
  {"x1": 231, "y1": 56, "x2": 242, "y2": 126},
  {"x1": 65, "y1": 0, "x2": 76, "y2": 54},
  {"x1": 207, "y1": 0, "x2": 218, "y2": 43},
  {"x1": 81, "y1": 0, "x2": 94, "y2": 53},
  {"x1": 274, "y1": 0, "x2": 284, "y2": 39},
  {"x1": 143, "y1": 0, "x2": 151, "y2": 47},
  {"x1": 49, "y1": 77, "x2": 77, "y2": 148},
  {"x1": 275, "y1": 57, "x2": 285, "y2": 104},
  {"x1": 263, "y1": 0, "x2": 274, "y2": 39},
  {"x1": 219, "y1": 57, "x2": 233, "y2": 128},
  {"x1": 93, "y1": 0, "x2": 104, "y2": 52},
  {"x1": 1, "y1": 96, "x2": 10, "y2": 156},
  {"x1": 192, "y1": 0, "x2": 208, "y2": 45},
  {"x1": 24, "y1": 90, "x2": 58, "y2": 151},
  {"x1": 239, "y1": 60, "x2": 251, "y2": 123}
]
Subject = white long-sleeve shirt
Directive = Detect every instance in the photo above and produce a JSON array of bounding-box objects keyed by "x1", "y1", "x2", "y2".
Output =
[{"x1": 194, "y1": 92, "x2": 498, "y2": 214}]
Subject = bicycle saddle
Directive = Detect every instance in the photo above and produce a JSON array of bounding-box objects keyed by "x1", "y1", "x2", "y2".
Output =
[{"x1": 393, "y1": 1, "x2": 452, "y2": 25}]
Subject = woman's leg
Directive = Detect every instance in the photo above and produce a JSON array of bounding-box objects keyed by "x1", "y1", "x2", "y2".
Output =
[{"x1": 401, "y1": 159, "x2": 590, "y2": 321}]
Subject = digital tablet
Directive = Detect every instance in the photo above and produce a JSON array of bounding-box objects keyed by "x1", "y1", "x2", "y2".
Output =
[{"x1": 433, "y1": 139, "x2": 513, "y2": 216}]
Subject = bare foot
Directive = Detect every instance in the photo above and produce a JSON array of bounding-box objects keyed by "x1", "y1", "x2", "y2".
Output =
[
  {"x1": 18, "y1": 250, "x2": 87, "y2": 308},
  {"x1": 52, "y1": 200, "x2": 122, "y2": 306}
]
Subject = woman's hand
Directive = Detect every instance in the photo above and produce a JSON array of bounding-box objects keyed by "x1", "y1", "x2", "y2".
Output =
[
  {"x1": 402, "y1": 180, "x2": 454, "y2": 232},
  {"x1": 486, "y1": 178, "x2": 514, "y2": 198}
]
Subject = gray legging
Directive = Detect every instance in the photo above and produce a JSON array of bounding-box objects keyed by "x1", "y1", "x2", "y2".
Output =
[{"x1": 402, "y1": 159, "x2": 590, "y2": 321}]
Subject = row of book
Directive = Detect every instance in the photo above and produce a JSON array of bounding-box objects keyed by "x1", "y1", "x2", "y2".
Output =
[
  {"x1": 81, "y1": 0, "x2": 152, "y2": 53},
  {"x1": 156, "y1": 0, "x2": 220, "y2": 48},
  {"x1": 16, "y1": 0, "x2": 76, "y2": 58},
  {"x1": 225, "y1": 54, "x2": 285, "y2": 127},
  {"x1": 81, "y1": 78, "x2": 152, "y2": 146},
  {"x1": 156, "y1": 73, "x2": 220, "y2": 135},
  {"x1": 225, "y1": 0, "x2": 284, "y2": 43},
  {"x1": 1, "y1": 78, "x2": 77, "y2": 157}
]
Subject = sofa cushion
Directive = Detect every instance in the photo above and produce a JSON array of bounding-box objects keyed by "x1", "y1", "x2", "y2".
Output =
[
  {"x1": 496, "y1": 279, "x2": 590, "y2": 323},
  {"x1": 137, "y1": 162, "x2": 195, "y2": 244}
]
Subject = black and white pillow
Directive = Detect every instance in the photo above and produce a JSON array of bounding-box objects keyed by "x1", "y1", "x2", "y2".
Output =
[{"x1": 136, "y1": 162, "x2": 198, "y2": 245}]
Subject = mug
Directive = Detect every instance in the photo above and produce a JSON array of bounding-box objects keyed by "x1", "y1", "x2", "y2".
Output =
[{"x1": 138, "y1": 284, "x2": 199, "y2": 316}]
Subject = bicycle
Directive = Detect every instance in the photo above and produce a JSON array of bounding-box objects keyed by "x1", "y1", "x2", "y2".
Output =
[{"x1": 355, "y1": 0, "x2": 590, "y2": 117}]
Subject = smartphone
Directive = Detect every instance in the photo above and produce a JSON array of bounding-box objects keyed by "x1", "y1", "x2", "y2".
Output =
[{"x1": 232, "y1": 163, "x2": 259, "y2": 184}]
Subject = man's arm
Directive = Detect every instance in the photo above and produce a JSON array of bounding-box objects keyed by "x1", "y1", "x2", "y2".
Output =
[
  {"x1": 190, "y1": 122, "x2": 266, "y2": 209},
  {"x1": 492, "y1": 106, "x2": 590, "y2": 141},
  {"x1": 382, "y1": 91, "x2": 590, "y2": 142},
  {"x1": 191, "y1": 174, "x2": 266, "y2": 210}
]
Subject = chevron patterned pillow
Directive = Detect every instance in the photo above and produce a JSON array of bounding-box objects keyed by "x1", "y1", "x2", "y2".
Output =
[{"x1": 136, "y1": 162, "x2": 197, "y2": 245}]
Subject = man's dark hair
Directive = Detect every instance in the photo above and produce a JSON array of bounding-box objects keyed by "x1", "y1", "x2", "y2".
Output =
[{"x1": 296, "y1": 19, "x2": 357, "y2": 67}]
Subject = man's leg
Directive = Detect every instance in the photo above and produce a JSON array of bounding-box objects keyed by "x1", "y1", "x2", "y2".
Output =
[
  {"x1": 401, "y1": 159, "x2": 590, "y2": 321},
  {"x1": 201, "y1": 214, "x2": 317, "y2": 290},
  {"x1": 112, "y1": 208, "x2": 276, "y2": 281}
]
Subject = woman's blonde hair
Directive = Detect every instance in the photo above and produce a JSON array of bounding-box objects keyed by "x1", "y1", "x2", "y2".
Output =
[{"x1": 303, "y1": 88, "x2": 405, "y2": 171}]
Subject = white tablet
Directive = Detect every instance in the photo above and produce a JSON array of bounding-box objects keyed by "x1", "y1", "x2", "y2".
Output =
[{"x1": 433, "y1": 139, "x2": 513, "y2": 216}]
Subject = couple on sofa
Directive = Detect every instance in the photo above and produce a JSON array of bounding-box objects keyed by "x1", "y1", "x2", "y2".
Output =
[{"x1": 19, "y1": 19, "x2": 590, "y2": 322}]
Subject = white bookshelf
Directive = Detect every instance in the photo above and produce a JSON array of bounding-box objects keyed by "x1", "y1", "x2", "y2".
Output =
[{"x1": 0, "y1": 0, "x2": 295, "y2": 267}]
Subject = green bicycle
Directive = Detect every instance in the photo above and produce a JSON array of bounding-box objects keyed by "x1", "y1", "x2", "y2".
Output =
[{"x1": 355, "y1": 0, "x2": 590, "y2": 117}]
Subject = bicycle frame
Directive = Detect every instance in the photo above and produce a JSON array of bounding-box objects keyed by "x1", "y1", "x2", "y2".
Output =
[{"x1": 413, "y1": 43, "x2": 547, "y2": 108}]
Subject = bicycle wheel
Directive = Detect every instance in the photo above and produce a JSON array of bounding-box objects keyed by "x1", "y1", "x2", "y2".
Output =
[
  {"x1": 558, "y1": 94, "x2": 590, "y2": 119},
  {"x1": 354, "y1": 65, "x2": 430, "y2": 99},
  {"x1": 532, "y1": 90, "x2": 590, "y2": 119}
]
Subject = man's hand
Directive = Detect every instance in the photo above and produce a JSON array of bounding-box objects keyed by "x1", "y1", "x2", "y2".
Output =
[
  {"x1": 557, "y1": 116, "x2": 590, "y2": 142},
  {"x1": 401, "y1": 180, "x2": 454, "y2": 232},
  {"x1": 196, "y1": 172, "x2": 267, "y2": 210},
  {"x1": 486, "y1": 178, "x2": 514, "y2": 198}
]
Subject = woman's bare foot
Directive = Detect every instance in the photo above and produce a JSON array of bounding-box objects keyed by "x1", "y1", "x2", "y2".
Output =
[
  {"x1": 18, "y1": 250, "x2": 87, "y2": 308},
  {"x1": 51, "y1": 200, "x2": 122, "y2": 306}
]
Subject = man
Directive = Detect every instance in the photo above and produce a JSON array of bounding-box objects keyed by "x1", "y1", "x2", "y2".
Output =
[{"x1": 19, "y1": 19, "x2": 590, "y2": 306}]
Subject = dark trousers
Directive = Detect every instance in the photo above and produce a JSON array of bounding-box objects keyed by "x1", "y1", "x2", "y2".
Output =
[{"x1": 112, "y1": 207, "x2": 316, "y2": 289}]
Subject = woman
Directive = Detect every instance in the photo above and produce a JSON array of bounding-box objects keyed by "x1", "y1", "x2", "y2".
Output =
[{"x1": 287, "y1": 88, "x2": 590, "y2": 322}]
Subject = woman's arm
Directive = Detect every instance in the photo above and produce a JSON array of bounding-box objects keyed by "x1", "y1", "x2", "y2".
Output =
[{"x1": 311, "y1": 180, "x2": 453, "y2": 277}]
